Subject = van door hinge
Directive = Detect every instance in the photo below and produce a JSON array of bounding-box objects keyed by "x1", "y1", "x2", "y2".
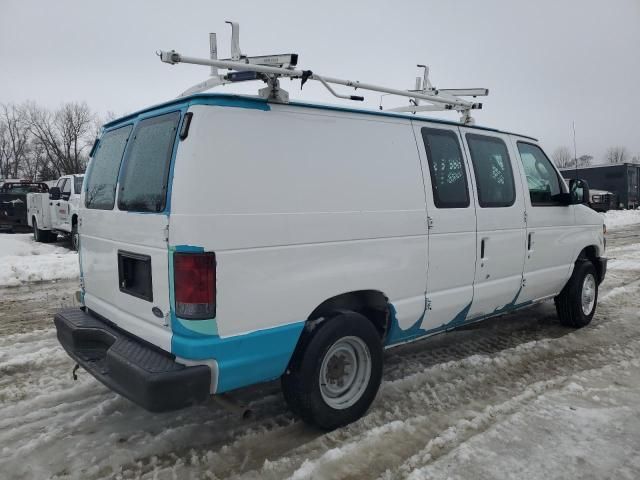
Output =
[
  {"x1": 522, "y1": 277, "x2": 527, "y2": 288},
  {"x1": 523, "y1": 211, "x2": 528, "y2": 224},
  {"x1": 426, "y1": 297, "x2": 432, "y2": 310},
  {"x1": 427, "y1": 216, "x2": 434, "y2": 230},
  {"x1": 163, "y1": 225, "x2": 169, "y2": 243}
]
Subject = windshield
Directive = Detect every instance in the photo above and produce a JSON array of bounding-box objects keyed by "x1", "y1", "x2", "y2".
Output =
[
  {"x1": 0, "y1": 183, "x2": 48, "y2": 194},
  {"x1": 117, "y1": 112, "x2": 180, "y2": 213}
]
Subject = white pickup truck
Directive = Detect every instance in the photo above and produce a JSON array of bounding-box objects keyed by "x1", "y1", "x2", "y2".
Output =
[{"x1": 27, "y1": 174, "x2": 84, "y2": 250}]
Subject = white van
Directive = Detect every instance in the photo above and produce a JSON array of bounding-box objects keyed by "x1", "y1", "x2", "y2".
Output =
[{"x1": 54, "y1": 93, "x2": 606, "y2": 429}]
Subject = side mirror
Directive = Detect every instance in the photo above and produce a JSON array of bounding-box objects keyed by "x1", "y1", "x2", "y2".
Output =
[
  {"x1": 569, "y1": 178, "x2": 590, "y2": 205},
  {"x1": 49, "y1": 186, "x2": 61, "y2": 200}
]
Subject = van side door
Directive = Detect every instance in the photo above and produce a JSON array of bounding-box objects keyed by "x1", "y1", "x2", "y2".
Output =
[
  {"x1": 511, "y1": 139, "x2": 575, "y2": 301},
  {"x1": 460, "y1": 129, "x2": 527, "y2": 318},
  {"x1": 413, "y1": 123, "x2": 477, "y2": 330}
]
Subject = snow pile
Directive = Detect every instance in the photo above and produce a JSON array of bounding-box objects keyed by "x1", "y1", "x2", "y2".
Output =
[
  {"x1": 602, "y1": 208, "x2": 640, "y2": 230},
  {"x1": 0, "y1": 234, "x2": 78, "y2": 287}
]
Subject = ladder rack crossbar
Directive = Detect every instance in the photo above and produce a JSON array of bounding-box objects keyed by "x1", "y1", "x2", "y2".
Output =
[
  {"x1": 158, "y1": 21, "x2": 489, "y2": 124},
  {"x1": 162, "y1": 52, "x2": 477, "y2": 110}
]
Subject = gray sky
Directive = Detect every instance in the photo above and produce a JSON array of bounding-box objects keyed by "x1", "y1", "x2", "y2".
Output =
[{"x1": 2, "y1": 0, "x2": 639, "y2": 162}]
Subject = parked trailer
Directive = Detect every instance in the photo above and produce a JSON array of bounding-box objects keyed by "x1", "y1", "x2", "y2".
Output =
[{"x1": 561, "y1": 163, "x2": 640, "y2": 209}]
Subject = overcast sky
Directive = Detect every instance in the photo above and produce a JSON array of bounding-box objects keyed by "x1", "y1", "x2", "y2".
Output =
[{"x1": 2, "y1": 0, "x2": 639, "y2": 162}]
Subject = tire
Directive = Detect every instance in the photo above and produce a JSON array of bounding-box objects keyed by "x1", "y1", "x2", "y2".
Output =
[
  {"x1": 555, "y1": 260, "x2": 598, "y2": 328},
  {"x1": 281, "y1": 311, "x2": 383, "y2": 430},
  {"x1": 32, "y1": 218, "x2": 41, "y2": 242},
  {"x1": 34, "y1": 218, "x2": 57, "y2": 243},
  {"x1": 71, "y1": 223, "x2": 79, "y2": 251}
]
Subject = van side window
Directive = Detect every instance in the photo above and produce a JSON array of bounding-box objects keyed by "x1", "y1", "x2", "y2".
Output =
[
  {"x1": 421, "y1": 128, "x2": 470, "y2": 208},
  {"x1": 517, "y1": 142, "x2": 562, "y2": 205},
  {"x1": 465, "y1": 134, "x2": 516, "y2": 208},
  {"x1": 85, "y1": 125, "x2": 132, "y2": 210},
  {"x1": 61, "y1": 179, "x2": 71, "y2": 194},
  {"x1": 118, "y1": 112, "x2": 180, "y2": 213}
]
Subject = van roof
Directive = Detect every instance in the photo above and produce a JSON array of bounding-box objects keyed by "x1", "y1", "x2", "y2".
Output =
[{"x1": 104, "y1": 93, "x2": 538, "y2": 141}]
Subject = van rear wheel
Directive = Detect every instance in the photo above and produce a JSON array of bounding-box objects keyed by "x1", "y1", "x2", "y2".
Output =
[
  {"x1": 281, "y1": 311, "x2": 383, "y2": 430},
  {"x1": 555, "y1": 260, "x2": 598, "y2": 328}
]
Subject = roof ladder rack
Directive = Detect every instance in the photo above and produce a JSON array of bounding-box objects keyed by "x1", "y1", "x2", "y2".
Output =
[{"x1": 157, "y1": 22, "x2": 489, "y2": 125}]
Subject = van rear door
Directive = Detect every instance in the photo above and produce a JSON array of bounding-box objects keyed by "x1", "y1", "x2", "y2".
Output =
[{"x1": 80, "y1": 111, "x2": 181, "y2": 349}]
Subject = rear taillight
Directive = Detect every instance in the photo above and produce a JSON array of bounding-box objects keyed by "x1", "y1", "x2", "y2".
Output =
[{"x1": 174, "y1": 252, "x2": 216, "y2": 319}]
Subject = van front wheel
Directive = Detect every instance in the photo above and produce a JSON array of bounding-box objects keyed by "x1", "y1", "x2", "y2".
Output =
[
  {"x1": 281, "y1": 312, "x2": 383, "y2": 430},
  {"x1": 555, "y1": 260, "x2": 598, "y2": 328}
]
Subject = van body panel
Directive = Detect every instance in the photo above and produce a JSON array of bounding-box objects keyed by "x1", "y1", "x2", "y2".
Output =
[
  {"x1": 459, "y1": 128, "x2": 527, "y2": 319},
  {"x1": 81, "y1": 210, "x2": 171, "y2": 332},
  {"x1": 80, "y1": 110, "x2": 182, "y2": 348},
  {"x1": 509, "y1": 137, "x2": 578, "y2": 301},
  {"x1": 170, "y1": 103, "x2": 429, "y2": 341},
  {"x1": 411, "y1": 122, "x2": 477, "y2": 331}
]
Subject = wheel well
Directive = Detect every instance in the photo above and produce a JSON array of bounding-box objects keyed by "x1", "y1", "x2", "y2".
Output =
[
  {"x1": 578, "y1": 246, "x2": 603, "y2": 283},
  {"x1": 308, "y1": 290, "x2": 390, "y2": 340}
]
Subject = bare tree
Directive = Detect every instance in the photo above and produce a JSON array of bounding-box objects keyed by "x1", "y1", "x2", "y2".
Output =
[
  {"x1": 0, "y1": 120, "x2": 9, "y2": 179},
  {"x1": 552, "y1": 146, "x2": 574, "y2": 168},
  {"x1": 0, "y1": 103, "x2": 31, "y2": 179},
  {"x1": 577, "y1": 154, "x2": 593, "y2": 167},
  {"x1": 26, "y1": 101, "x2": 96, "y2": 176},
  {"x1": 631, "y1": 154, "x2": 640, "y2": 164},
  {"x1": 605, "y1": 146, "x2": 629, "y2": 164}
]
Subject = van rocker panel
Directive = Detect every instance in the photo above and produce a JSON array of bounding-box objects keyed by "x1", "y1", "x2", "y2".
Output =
[{"x1": 54, "y1": 308, "x2": 211, "y2": 412}]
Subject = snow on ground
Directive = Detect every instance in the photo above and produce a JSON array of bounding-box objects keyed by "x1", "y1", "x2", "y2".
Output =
[
  {"x1": 602, "y1": 208, "x2": 640, "y2": 230},
  {"x1": 0, "y1": 227, "x2": 639, "y2": 479},
  {"x1": 0, "y1": 234, "x2": 78, "y2": 287}
]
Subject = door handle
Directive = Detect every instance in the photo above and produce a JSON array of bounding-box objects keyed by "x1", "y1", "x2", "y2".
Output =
[
  {"x1": 528, "y1": 232, "x2": 534, "y2": 251},
  {"x1": 480, "y1": 238, "x2": 487, "y2": 259}
]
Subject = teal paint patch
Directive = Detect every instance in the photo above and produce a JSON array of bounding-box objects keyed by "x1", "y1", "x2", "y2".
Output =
[
  {"x1": 443, "y1": 302, "x2": 473, "y2": 331},
  {"x1": 386, "y1": 303, "x2": 427, "y2": 345},
  {"x1": 166, "y1": 243, "x2": 303, "y2": 392},
  {"x1": 172, "y1": 320, "x2": 305, "y2": 393},
  {"x1": 386, "y1": 301, "x2": 473, "y2": 346}
]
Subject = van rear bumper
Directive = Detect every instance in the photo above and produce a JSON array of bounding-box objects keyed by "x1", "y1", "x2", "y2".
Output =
[{"x1": 54, "y1": 308, "x2": 211, "y2": 412}]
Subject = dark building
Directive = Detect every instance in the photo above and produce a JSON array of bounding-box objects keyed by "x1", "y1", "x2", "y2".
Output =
[{"x1": 561, "y1": 163, "x2": 640, "y2": 209}]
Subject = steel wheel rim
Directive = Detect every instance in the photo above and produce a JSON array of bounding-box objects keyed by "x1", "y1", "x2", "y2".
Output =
[
  {"x1": 581, "y1": 273, "x2": 596, "y2": 316},
  {"x1": 319, "y1": 336, "x2": 371, "y2": 410}
]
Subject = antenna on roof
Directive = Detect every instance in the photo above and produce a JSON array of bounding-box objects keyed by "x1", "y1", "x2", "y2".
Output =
[{"x1": 157, "y1": 22, "x2": 489, "y2": 124}]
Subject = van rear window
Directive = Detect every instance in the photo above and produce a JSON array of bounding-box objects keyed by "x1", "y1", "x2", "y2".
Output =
[
  {"x1": 85, "y1": 125, "x2": 132, "y2": 210},
  {"x1": 117, "y1": 112, "x2": 180, "y2": 213}
]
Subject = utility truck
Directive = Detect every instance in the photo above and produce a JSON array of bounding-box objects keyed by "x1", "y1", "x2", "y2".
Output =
[
  {"x1": 53, "y1": 23, "x2": 606, "y2": 429},
  {"x1": 27, "y1": 174, "x2": 84, "y2": 249}
]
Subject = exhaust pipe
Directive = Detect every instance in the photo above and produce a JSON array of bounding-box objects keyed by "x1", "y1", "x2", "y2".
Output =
[{"x1": 213, "y1": 393, "x2": 253, "y2": 420}]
